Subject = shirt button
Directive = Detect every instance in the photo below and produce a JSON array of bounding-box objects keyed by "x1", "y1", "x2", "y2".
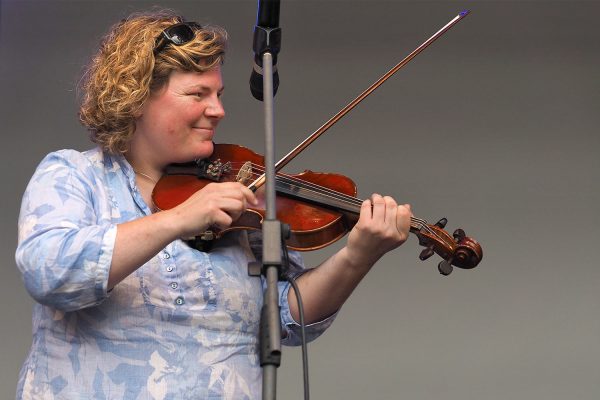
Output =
[
  {"x1": 163, "y1": 252, "x2": 171, "y2": 259},
  {"x1": 166, "y1": 266, "x2": 174, "y2": 272},
  {"x1": 170, "y1": 282, "x2": 178, "y2": 289},
  {"x1": 175, "y1": 297, "x2": 185, "y2": 305}
]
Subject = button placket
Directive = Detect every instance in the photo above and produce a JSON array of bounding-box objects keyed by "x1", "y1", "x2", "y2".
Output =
[{"x1": 162, "y1": 248, "x2": 182, "y2": 305}]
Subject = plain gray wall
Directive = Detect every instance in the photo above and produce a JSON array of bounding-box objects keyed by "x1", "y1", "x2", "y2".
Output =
[{"x1": 1, "y1": 1, "x2": 599, "y2": 399}]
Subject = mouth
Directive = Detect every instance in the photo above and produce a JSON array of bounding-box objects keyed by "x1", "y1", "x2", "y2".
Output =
[{"x1": 192, "y1": 127, "x2": 215, "y2": 136}]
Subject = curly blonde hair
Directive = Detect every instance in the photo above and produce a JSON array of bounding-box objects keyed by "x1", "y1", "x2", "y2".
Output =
[{"x1": 79, "y1": 10, "x2": 227, "y2": 154}]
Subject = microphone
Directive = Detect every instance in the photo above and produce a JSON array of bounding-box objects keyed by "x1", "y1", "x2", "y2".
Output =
[{"x1": 250, "y1": 0, "x2": 281, "y2": 101}]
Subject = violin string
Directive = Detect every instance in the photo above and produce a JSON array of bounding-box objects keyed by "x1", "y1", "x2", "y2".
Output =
[
  {"x1": 223, "y1": 164, "x2": 442, "y2": 239},
  {"x1": 242, "y1": 165, "x2": 435, "y2": 227},
  {"x1": 231, "y1": 162, "x2": 366, "y2": 207},
  {"x1": 275, "y1": 173, "x2": 445, "y2": 241},
  {"x1": 222, "y1": 164, "x2": 444, "y2": 241},
  {"x1": 225, "y1": 164, "x2": 439, "y2": 237},
  {"x1": 228, "y1": 162, "x2": 353, "y2": 203},
  {"x1": 227, "y1": 163, "x2": 367, "y2": 208},
  {"x1": 235, "y1": 163, "x2": 434, "y2": 229}
]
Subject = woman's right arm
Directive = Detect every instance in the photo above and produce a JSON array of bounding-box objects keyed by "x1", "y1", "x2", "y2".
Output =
[
  {"x1": 109, "y1": 181, "x2": 256, "y2": 289},
  {"x1": 16, "y1": 152, "x2": 117, "y2": 311},
  {"x1": 16, "y1": 152, "x2": 255, "y2": 310}
]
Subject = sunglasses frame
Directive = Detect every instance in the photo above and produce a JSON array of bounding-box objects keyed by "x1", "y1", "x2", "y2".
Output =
[{"x1": 154, "y1": 22, "x2": 202, "y2": 55}]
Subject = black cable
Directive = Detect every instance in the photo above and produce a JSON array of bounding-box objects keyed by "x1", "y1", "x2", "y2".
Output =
[{"x1": 282, "y1": 241, "x2": 309, "y2": 400}]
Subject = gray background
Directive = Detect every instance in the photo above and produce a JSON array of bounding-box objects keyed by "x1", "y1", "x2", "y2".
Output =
[{"x1": 1, "y1": 0, "x2": 599, "y2": 399}]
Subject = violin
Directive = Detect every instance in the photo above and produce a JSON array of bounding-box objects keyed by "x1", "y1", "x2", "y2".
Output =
[{"x1": 152, "y1": 143, "x2": 482, "y2": 275}]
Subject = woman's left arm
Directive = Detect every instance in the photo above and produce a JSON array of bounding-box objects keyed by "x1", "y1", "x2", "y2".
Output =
[{"x1": 288, "y1": 194, "x2": 412, "y2": 324}]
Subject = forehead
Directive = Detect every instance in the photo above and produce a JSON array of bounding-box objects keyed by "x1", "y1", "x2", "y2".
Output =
[{"x1": 167, "y1": 67, "x2": 223, "y2": 91}]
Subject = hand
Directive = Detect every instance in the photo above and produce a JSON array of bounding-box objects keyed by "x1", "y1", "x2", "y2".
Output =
[
  {"x1": 167, "y1": 182, "x2": 258, "y2": 237},
  {"x1": 346, "y1": 194, "x2": 412, "y2": 268}
]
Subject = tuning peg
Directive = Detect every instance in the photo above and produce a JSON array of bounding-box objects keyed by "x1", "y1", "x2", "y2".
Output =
[
  {"x1": 419, "y1": 246, "x2": 435, "y2": 261},
  {"x1": 453, "y1": 228, "x2": 466, "y2": 242},
  {"x1": 435, "y1": 218, "x2": 448, "y2": 228},
  {"x1": 438, "y1": 260, "x2": 453, "y2": 276}
]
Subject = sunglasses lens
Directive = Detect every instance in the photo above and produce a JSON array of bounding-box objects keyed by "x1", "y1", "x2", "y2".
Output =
[
  {"x1": 166, "y1": 25, "x2": 195, "y2": 45},
  {"x1": 154, "y1": 22, "x2": 202, "y2": 54}
]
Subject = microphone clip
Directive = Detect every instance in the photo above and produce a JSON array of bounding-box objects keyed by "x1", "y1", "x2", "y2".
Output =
[{"x1": 252, "y1": 25, "x2": 281, "y2": 57}]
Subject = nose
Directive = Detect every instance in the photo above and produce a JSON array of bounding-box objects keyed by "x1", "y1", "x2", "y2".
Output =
[{"x1": 206, "y1": 96, "x2": 225, "y2": 120}]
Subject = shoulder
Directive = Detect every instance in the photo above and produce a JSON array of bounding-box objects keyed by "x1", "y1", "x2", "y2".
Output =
[
  {"x1": 24, "y1": 148, "x2": 115, "y2": 197},
  {"x1": 32, "y1": 147, "x2": 122, "y2": 182},
  {"x1": 37, "y1": 147, "x2": 104, "y2": 173},
  {"x1": 19, "y1": 148, "x2": 121, "y2": 224}
]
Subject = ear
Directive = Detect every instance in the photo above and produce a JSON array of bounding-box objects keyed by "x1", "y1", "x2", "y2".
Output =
[{"x1": 132, "y1": 106, "x2": 143, "y2": 118}]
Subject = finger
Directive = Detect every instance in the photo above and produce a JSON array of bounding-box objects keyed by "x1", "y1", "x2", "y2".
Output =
[
  {"x1": 395, "y1": 204, "x2": 412, "y2": 237},
  {"x1": 383, "y1": 196, "x2": 398, "y2": 224},
  {"x1": 212, "y1": 210, "x2": 234, "y2": 229},
  {"x1": 371, "y1": 193, "x2": 385, "y2": 222},
  {"x1": 207, "y1": 183, "x2": 251, "y2": 203},
  {"x1": 219, "y1": 183, "x2": 258, "y2": 207},
  {"x1": 240, "y1": 185, "x2": 258, "y2": 206},
  {"x1": 359, "y1": 199, "x2": 372, "y2": 224},
  {"x1": 216, "y1": 197, "x2": 248, "y2": 214}
]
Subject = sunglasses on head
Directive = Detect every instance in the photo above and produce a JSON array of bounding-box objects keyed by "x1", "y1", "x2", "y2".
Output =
[{"x1": 154, "y1": 22, "x2": 202, "y2": 55}]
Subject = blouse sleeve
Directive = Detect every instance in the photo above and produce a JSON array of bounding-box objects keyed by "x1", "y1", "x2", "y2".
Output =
[
  {"x1": 15, "y1": 151, "x2": 116, "y2": 311},
  {"x1": 248, "y1": 231, "x2": 337, "y2": 346}
]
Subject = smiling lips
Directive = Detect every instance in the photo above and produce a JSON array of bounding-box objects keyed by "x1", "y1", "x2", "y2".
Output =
[{"x1": 192, "y1": 127, "x2": 215, "y2": 137}]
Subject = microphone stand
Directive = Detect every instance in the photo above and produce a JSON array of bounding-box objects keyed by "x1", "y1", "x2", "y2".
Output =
[
  {"x1": 259, "y1": 51, "x2": 283, "y2": 400},
  {"x1": 247, "y1": 4, "x2": 285, "y2": 398}
]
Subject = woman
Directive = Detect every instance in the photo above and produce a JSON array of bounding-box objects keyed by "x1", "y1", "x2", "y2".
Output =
[{"x1": 16, "y1": 10, "x2": 411, "y2": 399}]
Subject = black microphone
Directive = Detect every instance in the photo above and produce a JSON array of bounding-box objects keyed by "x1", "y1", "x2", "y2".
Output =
[{"x1": 250, "y1": 0, "x2": 281, "y2": 101}]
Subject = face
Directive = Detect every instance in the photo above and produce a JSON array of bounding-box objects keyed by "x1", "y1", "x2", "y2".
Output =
[{"x1": 132, "y1": 67, "x2": 225, "y2": 168}]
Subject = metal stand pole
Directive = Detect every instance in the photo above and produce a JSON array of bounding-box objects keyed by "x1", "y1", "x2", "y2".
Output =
[
  {"x1": 259, "y1": 51, "x2": 282, "y2": 400},
  {"x1": 247, "y1": 3, "x2": 284, "y2": 397}
]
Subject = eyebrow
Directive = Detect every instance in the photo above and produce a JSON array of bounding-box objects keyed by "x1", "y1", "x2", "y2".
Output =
[{"x1": 188, "y1": 85, "x2": 225, "y2": 92}]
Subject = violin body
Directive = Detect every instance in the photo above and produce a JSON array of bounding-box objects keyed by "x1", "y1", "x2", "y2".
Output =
[{"x1": 153, "y1": 143, "x2": 360, "y2": 250}]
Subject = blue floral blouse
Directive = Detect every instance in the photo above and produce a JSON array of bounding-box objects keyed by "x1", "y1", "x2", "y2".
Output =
[{"x1": 15, "y1": 148, "x2": 334, "y2": 399}]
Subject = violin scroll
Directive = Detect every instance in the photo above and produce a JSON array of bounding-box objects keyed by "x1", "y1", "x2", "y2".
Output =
[{"x1": 411, "y1": 217, "x2": 483, "y2": 276}]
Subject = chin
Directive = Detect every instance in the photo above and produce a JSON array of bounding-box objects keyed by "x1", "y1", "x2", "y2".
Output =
[
  {"x1": 191, "y1": 141, "x2": 214, "y2": 161},
  {"x1": 168, "y1": 143, "x2": 213, "y2": 164}
]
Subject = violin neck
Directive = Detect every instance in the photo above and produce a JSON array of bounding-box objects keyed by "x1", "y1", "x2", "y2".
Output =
[{"x1": 274, "y1": 176, "x2": 423, "y2": 231}]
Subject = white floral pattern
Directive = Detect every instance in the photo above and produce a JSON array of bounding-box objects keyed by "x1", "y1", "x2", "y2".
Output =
[{"x1": 16, "y1": 148, "x2": 335, "y2": 399}]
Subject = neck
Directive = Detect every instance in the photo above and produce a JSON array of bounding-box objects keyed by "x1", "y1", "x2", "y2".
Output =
[
  {"x1": 135, "y1": 170, "x2": 158, "y2": 185},
  {"x1": 124, "y1": 147, "x2": 164, "y2": 184}
]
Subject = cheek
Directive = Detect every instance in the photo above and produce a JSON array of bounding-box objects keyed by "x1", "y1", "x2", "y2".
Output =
[{"x1": 161, "y1": 110, "x2": 193, "y2": 137}]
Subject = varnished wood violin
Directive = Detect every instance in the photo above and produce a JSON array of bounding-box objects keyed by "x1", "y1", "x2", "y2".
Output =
[{"x1": 152, "y1": 143, "x2": 482, "y2": 275}]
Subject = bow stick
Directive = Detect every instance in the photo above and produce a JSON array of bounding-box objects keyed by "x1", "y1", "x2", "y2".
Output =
[{"x1": 248, "y1": 10, "x2": 470, "y2": 191}]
